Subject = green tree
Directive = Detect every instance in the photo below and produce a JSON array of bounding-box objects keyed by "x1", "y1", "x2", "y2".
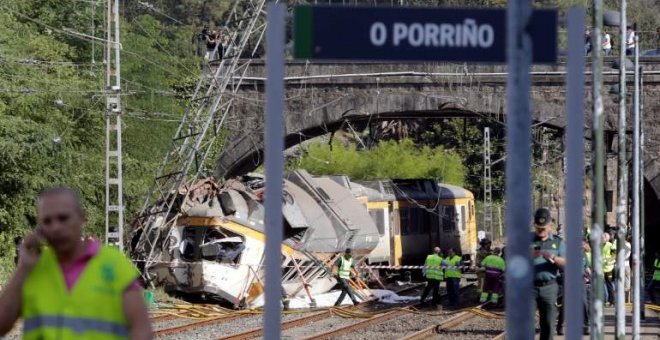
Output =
[{"x1": 292, "y1": 139, "x2": 466, "y2": 186}]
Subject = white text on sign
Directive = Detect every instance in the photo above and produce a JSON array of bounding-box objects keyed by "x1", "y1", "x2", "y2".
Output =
[{"x1": 369, "y1": 20, "x2": 495, "y2": 48}]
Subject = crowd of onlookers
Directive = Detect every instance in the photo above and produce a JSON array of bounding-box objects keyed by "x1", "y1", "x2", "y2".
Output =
[
  {"x1": 193, "y1": 24, "x2": 229, "y2": 61},
  {"x1": 584, "y1": 26, "x2": 637, "y2": 57},
  {"x1": 584, "y1": 25, "x2": 660, "y2": 57}
]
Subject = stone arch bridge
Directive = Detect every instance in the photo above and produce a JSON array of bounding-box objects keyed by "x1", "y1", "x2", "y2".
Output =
[{"x1": 218, "y1": 59, "x2": 660, "y2": 195}]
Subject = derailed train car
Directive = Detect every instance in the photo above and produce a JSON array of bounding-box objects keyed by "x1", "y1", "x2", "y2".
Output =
[
  {"x1": 130, "y1": 170, "x2": 379, "y2": 308},
  {"x1": 345, "y1": 179, "x2": 478, "y2": 268}
]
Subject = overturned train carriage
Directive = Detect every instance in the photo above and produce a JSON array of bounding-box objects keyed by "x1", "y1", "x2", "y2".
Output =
[
  {"x1": 347, "y1": 179, "x2": 478, "y2": 268},
  {"x1": 130, "y1": 170, "x2": 379, "y2": 308}
]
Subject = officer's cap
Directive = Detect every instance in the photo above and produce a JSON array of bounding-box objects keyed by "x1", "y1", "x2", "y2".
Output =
[{"x1": 534, "y1": 207, "x2": 551, "y2": 227}]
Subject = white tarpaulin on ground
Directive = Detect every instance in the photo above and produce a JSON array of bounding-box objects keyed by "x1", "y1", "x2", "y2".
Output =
[{"x1": 251, "y1": 289, "x2": 419, "y2": 309}]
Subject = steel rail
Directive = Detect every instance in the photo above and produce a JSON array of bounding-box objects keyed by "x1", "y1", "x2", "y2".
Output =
[
  {"x1": 298, "y1": 284, "x2": 476, "y2": 340},
  {"x1": 213, "y1": 283, "x2": 427, "y2": 340},
  {"x1": 217, "y1": 310, "x2": 329, "y2": 340},
  {"x1": 154, "y1": 312, "x2": 252, "y2": 337},
  {"x1": 398, "y1": 303, "x2": 489, "y2": 340},
  {"x1": 149, "y1": 314, "x2": 175, "y2": 322}
]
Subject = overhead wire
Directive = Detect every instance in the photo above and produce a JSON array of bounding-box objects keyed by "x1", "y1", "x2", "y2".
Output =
[
  {"x1": 136, "y1": 1, "x2": 184, "y2": 25},
  {"x1": 129, "y1": 17, "x2": 199, "y2": 78}
]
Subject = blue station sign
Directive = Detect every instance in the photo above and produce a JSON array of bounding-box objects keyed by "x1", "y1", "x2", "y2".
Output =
[{"x1": 294, "y1": 6, "x2": 557, "y2": 64}]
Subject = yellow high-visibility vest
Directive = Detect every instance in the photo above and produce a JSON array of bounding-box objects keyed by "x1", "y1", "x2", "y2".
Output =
[
  {"x1": 22, "y1": 245, "x2": 138, "y2": 340},
  {"x1": 425, "y1": 254, "x2": 444, "y2": 280},
  {"x1": 444, "y1": 255, "x2": 462, "y2": 279},
  {"x1": 338, "y1": 256, "x2": 353, "y2": 279},
  {"x1": 654, "y1": 259, "x2": 660, "y2": 281},
  {"x1": 603, "y1": 242, "x2": 615, "y2": 273}
]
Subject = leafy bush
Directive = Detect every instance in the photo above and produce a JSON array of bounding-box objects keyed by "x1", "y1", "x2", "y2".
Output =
[{"x1": 293, "y1": 139, "x2": 465, "y2": 186}]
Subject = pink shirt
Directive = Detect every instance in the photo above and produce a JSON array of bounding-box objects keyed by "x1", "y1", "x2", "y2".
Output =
[{"x1": 59, "y1": 240, "x2": 139, "y2": 291}]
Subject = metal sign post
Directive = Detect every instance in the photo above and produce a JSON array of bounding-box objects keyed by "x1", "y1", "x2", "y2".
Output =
[
  {"x1": 504, "y1": 0, "x2": 534, "y2": 337},
  {"x1": 590, "y1": 0, "x2": 606, "y2": 338},
  {"x1": 264, "y1": 4, "x2": 286, "y2": 340},
  {"x1": 632, "y1": 34, "x2": 641, "y2": 340},
  {"x1": 564, "y1": 7, "x2": 586, "y2": 340},
  {"x1": 615, "y1": 2, "x2": 627, "y2": 338}
]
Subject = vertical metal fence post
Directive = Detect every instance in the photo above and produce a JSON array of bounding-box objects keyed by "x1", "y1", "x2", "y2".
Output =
[
  {"x1": 505, "y1": 0, "x2": 534, "y2": 338},
  {"x1": 590, "y1": 0, "x2": 606, "y2": 339},
  {"x1": 632, "y1": 34, "x2": 641, "y2": 340},
  {"x1": 615, "y1": 2, "x2": 628, "y2": 338},
  {"x1": 264, "y1": 4, "x2": 286, "y2": 340},
  {"x1": 565, "y1": 7, "x2": 586, "y2": 340}
]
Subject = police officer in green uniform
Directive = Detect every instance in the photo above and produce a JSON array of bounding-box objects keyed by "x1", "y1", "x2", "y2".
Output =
[{"x1": 532, "y1": 208, "x2": 566, "y2": 340}]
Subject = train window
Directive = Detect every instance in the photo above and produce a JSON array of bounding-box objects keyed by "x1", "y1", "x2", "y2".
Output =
[
  {"x1": 461, "y1": 206, "x2": 467, "y2": 231},
  {"x1": 469, "y1": 202, "x2": 474, "y2": 222},
  {"x1": 441, "y1": 205, "x2": 455, "y2": 232},
  {"x1": 369, "y1": 209, "x2": 386, "y2": 236},
  {"x1": 400, "y1": 208, "x2": 411, "y2": 235}
]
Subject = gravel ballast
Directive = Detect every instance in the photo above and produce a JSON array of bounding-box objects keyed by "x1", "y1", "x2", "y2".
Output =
[{"x1": 432, "y1": 315, "x2": 505, "y2": 340}]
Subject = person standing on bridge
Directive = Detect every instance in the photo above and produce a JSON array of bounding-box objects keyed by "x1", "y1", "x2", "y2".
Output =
[
  {"x1": 444, "y1": 248, "x2": 463, "y2": 307},
  {"x1": 333, "y1": 248, "x2": 359, "y2": 306},
  {"x1": 602, "y1": 31, "x2": 612, "y2": 56},
  {"x1": 0, "y1": 187, "x2": 152, "y2": 339},
  {"x1": 419, "y1": 246, "x2": 445, "y2": 308},
  {"x1": 532, "y1": 207, "x2": 566, "y2": 340}
]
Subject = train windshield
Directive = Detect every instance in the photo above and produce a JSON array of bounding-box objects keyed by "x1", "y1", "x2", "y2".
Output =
[{"x1": 179, "y1": 226, "x2": 245, "y2": 264}]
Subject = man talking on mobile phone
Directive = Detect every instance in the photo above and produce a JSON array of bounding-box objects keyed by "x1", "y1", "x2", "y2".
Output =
[{"x1": 0, "y1": 187, "x2": 153, "y2": 340}]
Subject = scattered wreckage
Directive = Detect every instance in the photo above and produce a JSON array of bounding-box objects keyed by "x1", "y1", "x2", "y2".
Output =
[{"x1": 129, "y1": 170, "x2": 379, "y2": 308}]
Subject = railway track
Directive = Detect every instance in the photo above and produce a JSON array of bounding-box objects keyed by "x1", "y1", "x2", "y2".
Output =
[
  {"x1": 399, "y1": 303, "x2": 489, "y2": 340},
  {"x1": 271, "y1": 284, "x2": 478, "y2": 340},
  {"x1": 150, "y1": 314, "x2": 176, "y2": 322},
  {"x1": 154, "y1": 312, "x2": 253, "y2": 337},
  {"x1": 153, "y1": 283, "x2": 425, "y2": 339},
  {"x1": 213, "y1": 283, "x2": 427, "y2": 340}
]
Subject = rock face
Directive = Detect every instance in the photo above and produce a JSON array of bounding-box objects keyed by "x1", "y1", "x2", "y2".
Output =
[{"x1": 216, "y1": 59, "x2": 660, "y2": 200}]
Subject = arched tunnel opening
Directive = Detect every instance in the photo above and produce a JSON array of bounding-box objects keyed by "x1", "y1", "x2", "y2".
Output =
[{"x1": 643, "y1": 179, "x2": 659, "y2": 272}]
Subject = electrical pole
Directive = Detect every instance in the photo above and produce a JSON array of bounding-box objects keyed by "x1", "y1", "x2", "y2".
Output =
[
  {"x1": 615, "y1": 2, "x2": 627, "y2": 338},
  {"x1": 105, "y1": 0, "x2": 124, "y2": 251},
  {"x1": 590, "y1": 0, "x2": 606, "y2": 338},
  {"x1": 483, "y1": 127, "x2": 493, "y2": 240}
]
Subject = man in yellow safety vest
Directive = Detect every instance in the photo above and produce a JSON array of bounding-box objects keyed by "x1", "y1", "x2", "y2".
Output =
[
  {"x1": 0, "y1": 187, "x2": 153, "y2": 339},
  {"x1": 444, "y1": 248, "x2": 463, "y2": 307},
  {"x1": 647, "y1": 251, "x2": 660, "y2": 304},
  {"x1": 419, "y1": 246, "x2": 445, "y2": 307},
  {"x1": 333, "y1": 248, "x2": 359, "y2": 306},
  {"x1": 602, "y1": 232, "x2": 616, "y2": 305}
]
